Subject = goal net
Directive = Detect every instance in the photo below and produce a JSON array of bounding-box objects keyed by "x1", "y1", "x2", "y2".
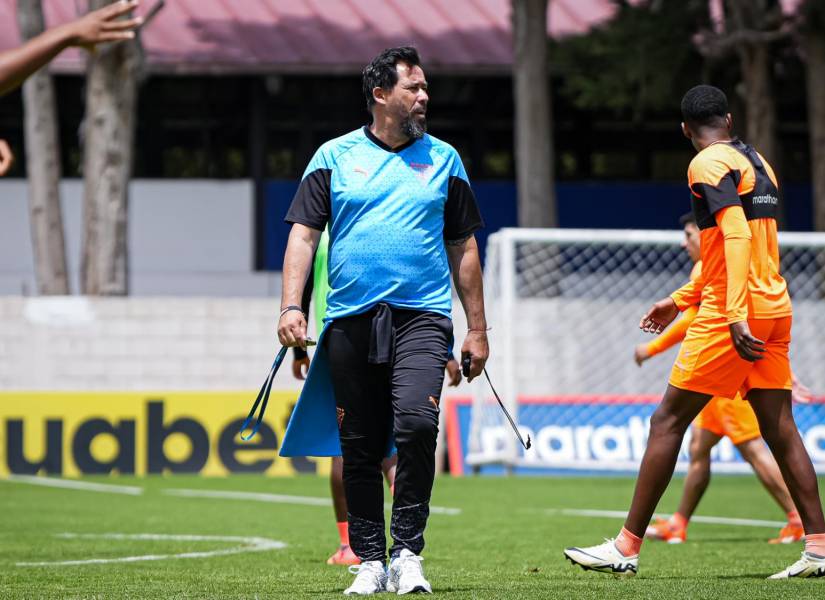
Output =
[{"x1": 456, "y1": 228, "x2": 825, "y2": 475}]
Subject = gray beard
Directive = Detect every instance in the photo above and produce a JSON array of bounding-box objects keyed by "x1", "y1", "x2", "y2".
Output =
[{"x1": 401, "y1": 115, "x2": 426, "y2": 140}]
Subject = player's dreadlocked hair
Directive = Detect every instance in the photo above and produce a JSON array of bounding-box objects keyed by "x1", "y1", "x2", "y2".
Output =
[
  {"x1": 681, "y1": 85, "x2": 728, "y2": 129},
  {"x1": 362, "y1": 46, "x2": 421, "y2": 114}
]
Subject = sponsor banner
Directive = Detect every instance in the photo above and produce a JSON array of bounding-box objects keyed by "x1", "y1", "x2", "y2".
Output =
[
  {"x1": 0, "y1": 392, "x2": 331, "y2": 477},
  {"x1": 445, "y1": 396, "x2": 825, "y2": 476}
]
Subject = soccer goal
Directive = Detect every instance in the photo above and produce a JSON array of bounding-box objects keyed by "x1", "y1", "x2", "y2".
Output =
[{"x1": 461, "y1": 228, "x2": 825, "y2": 474}]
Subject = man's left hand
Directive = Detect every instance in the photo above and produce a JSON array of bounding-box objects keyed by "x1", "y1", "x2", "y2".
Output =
[
  {"x1": 461, "y1": 330, "x2": 488, "y2": 382},
  {"x1": 729, "y1": 321, "x2": 765, "y2": 362}
]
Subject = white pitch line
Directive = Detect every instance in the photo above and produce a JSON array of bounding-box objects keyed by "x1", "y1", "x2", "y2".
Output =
[
  {"x1": 549, "y1": 508, "x2": 785, "y2": 528},
  {"x1": 413, "y1": 504, "x2": 461, "y2": 516},
  {"x1": 4, "y1": 475, "x2": 142, "y2": 496},
  {"x1": 164, "y1": 488, "x2": 330, "y2": 506},
  {"x1": 163, "y1": 488, "x2": 462, "y2": 516},
  {"x1": 16, "y1": 533, "x2": 286, "y2": 567}
]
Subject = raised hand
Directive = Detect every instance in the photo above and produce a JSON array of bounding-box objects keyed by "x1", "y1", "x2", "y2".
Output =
[
  {"x1": 66, "y1": 0, "x2": 143, "y2": 51},
  {"x1": 639, "y1": 297, "x2": 679, "y2": 334}
]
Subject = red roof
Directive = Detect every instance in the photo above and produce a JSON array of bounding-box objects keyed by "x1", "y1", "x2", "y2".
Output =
[{"x1": 0, "y1": 0, "x2": 619, "y2": 75}]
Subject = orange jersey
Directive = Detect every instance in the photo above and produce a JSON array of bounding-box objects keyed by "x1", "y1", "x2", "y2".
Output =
[{"x1": 671, "y1": 141, "x2": 791, "y2": 322}]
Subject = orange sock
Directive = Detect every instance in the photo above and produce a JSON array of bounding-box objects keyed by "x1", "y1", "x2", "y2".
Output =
[
  {"x1": 670, "y1": 512, "x2": 688, "y2": 530},
  {"x1": 615, "y1": 527, "x2": 643, "y2": 557},
  {"x1": 805, "y1": 533, "x2": 825, "y2": 557},
  {"x1": 787, "y1": 510, "x2": 802, "y2": 527},
  {"x1": 337, "y1": 521, "x2": 349, "y2": 546}
]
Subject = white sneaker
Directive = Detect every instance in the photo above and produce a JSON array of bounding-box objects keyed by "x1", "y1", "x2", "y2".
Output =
[
  {"x1": 564, "y1": 539, "x2": 638, "y2": 578},
  {"x1": 343, "y1": 560, "x2": 387, "y2": 595},
  {"x1": 386, "y1": 549, "x2": 432, "y2": 594},
  {"x1": 768, "y1": 552, "x2": 825, "y2": 579}
]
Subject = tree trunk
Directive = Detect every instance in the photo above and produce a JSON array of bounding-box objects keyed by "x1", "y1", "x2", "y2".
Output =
[
  {"x1": 805, "y1": 29, "x2": 825, "y2": 232},
  {"x1": 513, "y1": 0, "x2": 556, "y2": 227},
  {"x1": 737, "y1": 42, "x2": 777, "y2": 165},
  {"x1": 81, "y1": 0, "x2": 141, "y2": 295},
  {"x1": 17, "y1": 0, "x2": 70, "y2": 295}
]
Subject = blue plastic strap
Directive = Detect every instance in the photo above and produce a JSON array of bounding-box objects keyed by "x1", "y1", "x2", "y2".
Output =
[{"x1": 240, "y1": 345, "x2": 289, "y2": 441}]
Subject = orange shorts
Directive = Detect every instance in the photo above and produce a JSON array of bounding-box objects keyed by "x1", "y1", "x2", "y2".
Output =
[
  {"x1": 693, "y1": 394, "x2": 761, "y2": 445},
  {"x1": 669, "y1": 313, "x2": 792, "y2": 399}
]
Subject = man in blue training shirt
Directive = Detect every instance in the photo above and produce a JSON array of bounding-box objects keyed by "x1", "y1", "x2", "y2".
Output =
[{"x1": 279, "y1": 46, "x2": 488, "y2": 595}]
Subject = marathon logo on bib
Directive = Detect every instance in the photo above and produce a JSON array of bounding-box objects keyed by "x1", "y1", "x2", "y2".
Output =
[{"x1": 752, "y1": 194, "x2": 778, "y2": 205}]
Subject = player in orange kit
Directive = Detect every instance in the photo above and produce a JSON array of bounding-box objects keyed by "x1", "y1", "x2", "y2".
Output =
[
  {"x1": 635, "y1": 213, "x2": 809, "y2": 545},
  {"x1": 565, "y1": 85, "x2": 825, "y2": 579}
]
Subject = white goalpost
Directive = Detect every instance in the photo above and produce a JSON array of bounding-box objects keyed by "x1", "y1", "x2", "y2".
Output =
[{"x1": 462, "y1": 228, "x2": 825, "y2": 474}]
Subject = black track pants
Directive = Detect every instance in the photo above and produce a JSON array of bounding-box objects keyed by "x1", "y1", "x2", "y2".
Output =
[{"x1": 324, "y1": 307, "x2": 451, "y2": 562}]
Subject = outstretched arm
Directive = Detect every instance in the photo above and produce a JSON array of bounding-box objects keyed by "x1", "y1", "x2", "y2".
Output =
[
  {"x1": 0, "y1": 0, "x2": 142, "y2": 96},
  {"x1": 447, "y1": 235, "x2": 488, "y2": 382}
]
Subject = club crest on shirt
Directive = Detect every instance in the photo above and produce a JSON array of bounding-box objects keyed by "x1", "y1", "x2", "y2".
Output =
[{"x1": 408, "y1": 161, "x2": 434, "y2": 181}]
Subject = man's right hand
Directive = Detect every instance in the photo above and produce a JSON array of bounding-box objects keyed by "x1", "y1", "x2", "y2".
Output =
[
  {"x1": 278, "y1": 310, "x2": 308, "y2": 349},
  {"x1": 0, "y1": 139, "x2": 13, "y2": 176},
  {"x1": 639, "y1": 297, "x2": 679, "y2": 334},
  {"x1": 460, "y1": 331, "x2": 489, "y2": 383}
]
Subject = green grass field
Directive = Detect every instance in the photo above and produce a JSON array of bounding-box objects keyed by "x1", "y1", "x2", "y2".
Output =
[{"x1": 1, "y1": 474, "x2": 824, "y2": 599}]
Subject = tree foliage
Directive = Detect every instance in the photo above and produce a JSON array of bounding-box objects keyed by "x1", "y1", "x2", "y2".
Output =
[{"x1": 552, "y1": 0, "x2": 708, "y2": 120}]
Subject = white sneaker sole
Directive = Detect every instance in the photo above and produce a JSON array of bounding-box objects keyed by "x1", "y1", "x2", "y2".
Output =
[
  {"x1": 564, "y1": 548, "x2": 637, "y2": 578},
  {"x1": 768, "y1": 566, "x2": 825, "y2": 579},
  {"x1": 386, "y1": 581, "x2": 433, "y2": 594}
]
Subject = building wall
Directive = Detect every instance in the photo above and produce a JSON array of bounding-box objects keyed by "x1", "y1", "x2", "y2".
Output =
[
  {"x1": 3, "y1": 178, "x2": 814, "y2": 296},
  {"x1": 0, "y1": 179, "x2": 278, "y2": 296}
]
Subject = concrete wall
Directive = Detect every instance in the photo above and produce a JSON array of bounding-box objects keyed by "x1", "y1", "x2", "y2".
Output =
[
  {"x1": 0, "y1": 179, "x2": 279, "y2": 296},
  {"x1": 0, "y1": 296, "x2": 284, "y2": 391},
  {"x1": 0, "y1": 296, "x2": 471, "y2": 392}
]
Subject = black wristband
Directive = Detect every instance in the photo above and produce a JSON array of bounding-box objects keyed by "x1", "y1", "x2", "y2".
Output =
[{"x1": 279, "y1": 305, "x2": 304, "y2": 319}]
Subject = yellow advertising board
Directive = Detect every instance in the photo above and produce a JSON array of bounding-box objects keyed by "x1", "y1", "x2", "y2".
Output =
[{"x1": 0, "y1": 391, "x2": 331, "y2": 477}]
